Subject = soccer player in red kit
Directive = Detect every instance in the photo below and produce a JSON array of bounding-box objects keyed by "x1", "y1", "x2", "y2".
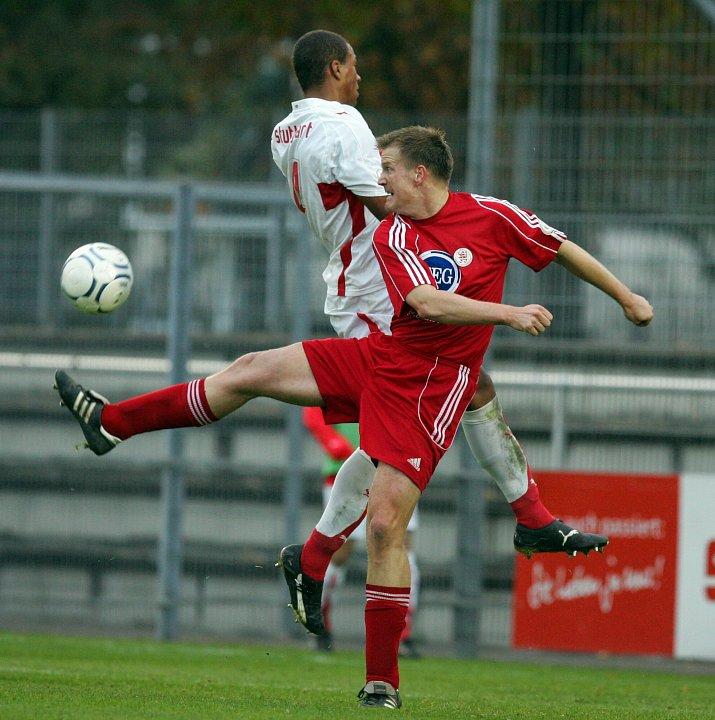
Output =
[
  {"x1": 270, "y1": 34, "x2": 621, "y2": 661},
  {"x1": 54, "y1": 124, "x2": 652, "y2": 708}
]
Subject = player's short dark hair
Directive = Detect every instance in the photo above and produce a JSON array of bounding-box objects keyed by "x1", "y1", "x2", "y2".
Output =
[
  {"x1": 292, "y1": 30, "x2": 351, "y2": 92},
  {"x1": 376, "y1": 126, "x2": 454, "y2": 183}
]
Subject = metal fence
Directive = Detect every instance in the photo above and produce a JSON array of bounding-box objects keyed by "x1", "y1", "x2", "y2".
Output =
[
  {"x1": 0, "y1": 0, "x2": 714, "y2": 652},
  {"x1": 1, "y1": 173, "x2": 714, "y2": 653},
  {"x1": 0, "y1": 168, "x2": 713, "y2": 360}
]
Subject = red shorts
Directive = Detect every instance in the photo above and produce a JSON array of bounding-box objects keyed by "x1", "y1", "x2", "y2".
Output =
[{"x1": 302, "y1": 333, "x2": 478, "y2": 491}]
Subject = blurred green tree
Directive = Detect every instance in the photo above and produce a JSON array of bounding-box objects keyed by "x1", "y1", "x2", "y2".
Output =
[{"x1": 0, "y1": 1, "x2": 704, "y2": 114}]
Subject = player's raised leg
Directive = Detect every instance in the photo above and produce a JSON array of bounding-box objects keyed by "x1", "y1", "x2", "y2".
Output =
[
  {"x1": 54, "y1": 343, "x2": 323, "y2": 454},
  {"x1": 461, "y1": 369, "x2": 608, "y2": 557},
  {"x1": 358, "y1": 462, "x2": 419, "y2": 709}
]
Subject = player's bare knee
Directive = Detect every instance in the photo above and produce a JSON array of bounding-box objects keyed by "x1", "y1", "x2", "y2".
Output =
[
  {"x1": 469, "y1": 369, "x2": 496, "y2": 410},
  {"x1": 366, "y1": 511, "x2": 402, "y2": 553},
  {"x1": 218, "y1": 351, "x2": 266, "y2": 394}
]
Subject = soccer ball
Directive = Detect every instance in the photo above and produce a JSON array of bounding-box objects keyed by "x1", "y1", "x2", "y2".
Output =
[{"x1": 60, "y1": 242, "x2": 133, "y2": 314}]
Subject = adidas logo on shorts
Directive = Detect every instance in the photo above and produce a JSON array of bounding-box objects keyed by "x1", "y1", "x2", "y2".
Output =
[{"x1": 407, "y1": 457, "x2": 422, "y2": 470}]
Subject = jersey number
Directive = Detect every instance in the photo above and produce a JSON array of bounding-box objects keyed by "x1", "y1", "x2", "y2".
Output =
[{"x1": 291, "y1": 160, "x2": 305, "y2": 213}]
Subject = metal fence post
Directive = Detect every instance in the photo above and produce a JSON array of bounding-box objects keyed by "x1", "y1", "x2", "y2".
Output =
[
  {"x1": 459, "y1": 0, "x2": 499, "y2": 652},
  {"x1": 38, "y1": 108, "x2": 57, "y2": 326},
  {"x1": 282, "y1": 218, "x2": 311, "y2": 636},
  {"x1": 157, "y1": 183, "x2": 194, "y2": 641},
  {"x1": 453, "y1": 434, "x2": 485, "y2": 658},
  {"x1": 466, "y1": 0, "x2": 500, "y2": 191},
  {"x1": 550, "y1": 384, "x2": 567, "y2": 468},
  {"x1": 264, "y1": 205, "x2": 284, "y2": 332}
]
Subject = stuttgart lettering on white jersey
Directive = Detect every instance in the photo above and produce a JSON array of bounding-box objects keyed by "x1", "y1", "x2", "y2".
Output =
[{"x1": 271, "y1": 98, "x2": 386, "y2": 297}]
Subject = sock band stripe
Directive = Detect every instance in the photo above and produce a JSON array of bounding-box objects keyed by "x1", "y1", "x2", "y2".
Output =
[
  {"x1": 366, "y1": 590, "x2": 411, "y2": 599},
  {"x1": 186, "y1": 381, "x2": 205, "y2": 425},
  {"x1": 192, "y1": 380, "x2": 212, "y2": 424},
  {"x1": 187, "y1": 379, "x2": 211, "y2": 425},
  {"x1": 366, "y1": 598, "x2": 411, "y2": 607},
  {"x1": 366, "y1": 591, "x2": 411, "y2": 605}
]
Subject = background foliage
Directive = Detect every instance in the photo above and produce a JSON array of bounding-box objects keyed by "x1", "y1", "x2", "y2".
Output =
[{"x1": 0, "y1": 1, "x2": 704, "y2": 114}]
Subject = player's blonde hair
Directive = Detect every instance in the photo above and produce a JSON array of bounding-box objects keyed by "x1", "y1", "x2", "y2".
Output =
[{"x1": 376, "y1": 126, "x2": 453, "y2": 183}]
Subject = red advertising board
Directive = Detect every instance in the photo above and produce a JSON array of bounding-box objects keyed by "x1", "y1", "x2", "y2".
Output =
[{"x1": 512, "y1": 471, "x2": 679, "y2": 655}]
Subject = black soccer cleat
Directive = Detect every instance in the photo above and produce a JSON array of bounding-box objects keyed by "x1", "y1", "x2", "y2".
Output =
[
  {"x1": 357, "y1": 681, "x2": 402, "y2": 709},
  {"x1": 514, "y1": 519, "x2": 609, "y2": 559},
  {"x1": 54, "y1": 369, "x2": 121, "y2": 456},
  {"x1": 276, "y1": 544, "x2": 327, "y2": 636}
]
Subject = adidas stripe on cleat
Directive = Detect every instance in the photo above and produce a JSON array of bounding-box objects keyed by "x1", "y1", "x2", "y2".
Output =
[
  {"x1": 357, "y1": 681, "x2": 402, "y2": 709},
  {"x1": 276, "y1": 544, "x2": 327, "y2": 636},
  {"x1": 513, "y1": 518, "x2": 608, "y2": 559},
  {"x1": 54, "y1": 370, "x2": 121, "y2": 456}
]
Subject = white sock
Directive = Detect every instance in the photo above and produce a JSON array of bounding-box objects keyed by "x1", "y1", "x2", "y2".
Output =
[
  {"x1": 316, "y1": 448, "x2": 375, "y2": 537},
  {"x1": 461, "y1": 396, "x2": 529, "y2": 503}
]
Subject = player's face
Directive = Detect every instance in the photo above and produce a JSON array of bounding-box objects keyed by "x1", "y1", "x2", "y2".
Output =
[
  {"x1": 378, "y1": 146, "x2": 419, "y2": 215},
  {"x1": 338, "y1": 47, "x2": 361, "y2": 105}
]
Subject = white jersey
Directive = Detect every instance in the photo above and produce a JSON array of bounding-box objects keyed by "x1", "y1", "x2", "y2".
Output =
[{"x1": 271, "y1": 98, "x2": 386, "y2": 300}]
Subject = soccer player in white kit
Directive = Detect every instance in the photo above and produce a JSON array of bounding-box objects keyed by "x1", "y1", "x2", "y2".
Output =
[
  {"x1": 271, "y1": 30, "x2": 610, "y2": 665},
  {"x1": 271, "y1": 30, "x2": 421, "y2": 655}
]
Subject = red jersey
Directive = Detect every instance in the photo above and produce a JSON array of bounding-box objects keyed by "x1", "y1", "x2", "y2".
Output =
[{"x1": 372, "y1": 192, "x2": 565, "y2": 368}]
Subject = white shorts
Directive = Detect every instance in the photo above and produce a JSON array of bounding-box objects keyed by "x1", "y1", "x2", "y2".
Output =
[
  {"x1": 322, "y1": 484, "x2": 419, "y2": 543},
  {"x1": 325, "y1": 288, "x2": 393, "y2": 339}
]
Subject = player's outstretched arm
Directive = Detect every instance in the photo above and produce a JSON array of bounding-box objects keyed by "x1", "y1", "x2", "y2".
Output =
[
  {"x1": 554, "y1": 240, "x2": 653, "y2": 326},
  {"x1": 405, "y1": 285, "x2": 552, "y2": 336}
]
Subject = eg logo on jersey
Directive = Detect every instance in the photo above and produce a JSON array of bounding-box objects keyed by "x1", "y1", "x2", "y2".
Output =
[{"x1": 420, "y1": 250, "x2": 461, "y2": 292}]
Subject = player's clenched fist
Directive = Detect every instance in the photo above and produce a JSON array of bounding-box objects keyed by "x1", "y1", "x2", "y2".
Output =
[
  {"x1": 507, "y1": 304, "x2": 553, "y2": 336},
  {"x1": 622, "y1": 293, "x2": 653, "y2": 327}
]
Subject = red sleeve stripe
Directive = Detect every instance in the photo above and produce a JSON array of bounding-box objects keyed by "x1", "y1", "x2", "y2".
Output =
[
  {"x1": 471, "y1": 194, "x2": 566, "y2": 251},
  {"x1": 388, "y1": 216, "x2": 432, "y2": 286}
]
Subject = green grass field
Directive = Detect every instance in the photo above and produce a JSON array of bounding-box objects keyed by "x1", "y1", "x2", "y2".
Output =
[{"x1": 0, "y1": 633, "x2": 712, "y2": 719}]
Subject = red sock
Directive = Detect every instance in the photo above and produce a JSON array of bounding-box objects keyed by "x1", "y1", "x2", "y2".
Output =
[
  {"x1": 365, "y1": 584, "x2": 409, "y2": 689},
  {"x1": 101, "y1": 378, "x2": 217, "y2": 440},
  {"x1": 300, "y1": 510, "x2": 366, "y2": 581},
  {"x1": 400, "y1": 603, "x2": 414, "y2": 642},
  {"x1": 510, "y1": 476, "x2": 555, "y2": 529}
]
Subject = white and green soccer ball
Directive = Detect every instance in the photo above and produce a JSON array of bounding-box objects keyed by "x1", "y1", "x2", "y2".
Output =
[{"x1": 60, "y1": 242, "x2": 133, "y2": 314}]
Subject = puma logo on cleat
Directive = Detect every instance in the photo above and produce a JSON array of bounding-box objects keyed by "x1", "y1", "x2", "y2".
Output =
[
  {"x1": 407, "y1": 457, "x2": 422, "y2": 470},
  {"x1": 558, "y1": 529, "x2": 579, "y2": 545}
]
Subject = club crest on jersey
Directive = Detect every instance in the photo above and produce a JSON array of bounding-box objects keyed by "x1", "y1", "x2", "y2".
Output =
[
  {"x1": 420, "y1": 250, "x2": 461, "y2": 292},
  {"x1": 454, "y1": 247, "x2": 473, "y2": 267}
]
